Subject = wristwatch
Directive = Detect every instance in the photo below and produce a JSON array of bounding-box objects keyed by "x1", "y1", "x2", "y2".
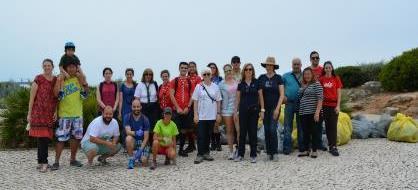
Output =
[{"x1": 261, "y1": 109, "x2": 266, "y2": 112}]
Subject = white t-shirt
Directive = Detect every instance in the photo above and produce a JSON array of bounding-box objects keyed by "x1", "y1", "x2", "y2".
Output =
[
  {"x1": 134, "y1": 82, "x2": 158, "y2": 103},
  {"x1": 81, "y1": 116, "x2": 120, "y2": 143},
  {"x1": 192, "y1": 82, "x2": 222, "y2": 120}
]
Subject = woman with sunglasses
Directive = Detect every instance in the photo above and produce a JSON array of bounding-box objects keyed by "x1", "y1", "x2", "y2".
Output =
[
  {"x1": 298, "y1": 67, "x2": 323, "y2": 158},
  {"x1": 207, "y1": 62, "x2": 223, "y2": 151},
  {"x1": 319, "y1": 61, "x2": 342, "y2": 156},
  {"x1": 219, "y1": 64, "x2": 239, "y2": 160},
  {"x1": 258, "y1": 57, "x2": 284, "y2": 162},
  {"x1": 135, "y1": 68, "x2": 160, "y2": 144},
  {"x1": 234, "y1": 63, "x2": 265, "y2": 163},
  {"x1": 192, "y1": 69, "x2": 222, "y2": 164}
]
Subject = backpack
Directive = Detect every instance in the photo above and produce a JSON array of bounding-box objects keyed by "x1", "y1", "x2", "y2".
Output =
[{"x1": 174, "y1": 77, "x2": 192, "y2": 96}]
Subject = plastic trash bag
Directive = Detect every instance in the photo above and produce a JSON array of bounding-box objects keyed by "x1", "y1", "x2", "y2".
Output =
[
  {"x1": 371, "y1": 114, "x2": 391, "y2": 138},
  {"x1": 337, "y1": 112, "x2": 352, "y2": 145},
  {"x1": 387, "y1": 113, "x2": 418, "y2": 143},
  {"x1": 351, "y1": 115, "x2": 374, "y2": 139}
]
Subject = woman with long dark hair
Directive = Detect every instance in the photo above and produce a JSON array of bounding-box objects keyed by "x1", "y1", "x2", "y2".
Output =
[
  {"x1": 118, "y1": 68, "x2": 137, "y2": 147},
  {"x1": 319, "y1": 61, "x2": 342, "y2": 156},
  {"x1": 97, "y1": 67, "x2": 119, "y2": 116},
  {"x1": 207, "y1": 62, "x2": 223, "y2": 151}
]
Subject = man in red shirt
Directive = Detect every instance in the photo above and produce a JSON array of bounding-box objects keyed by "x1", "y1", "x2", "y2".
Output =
[
  {"x1": 170, "y1": 62, "x2": 193, "y2": 157},
  {"x1": 309, "y1": 51, "x2": 327, "y2": 151},
  {"x1": 309, "y1": 51, "x2": 323, "y2": 80}
]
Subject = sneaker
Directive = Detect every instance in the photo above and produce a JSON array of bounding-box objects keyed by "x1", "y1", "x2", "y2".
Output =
[
  {"x1": 164, "y1": 157, "x2": 170, "y2": 165},
  {"x1": 184, "y1": 145, "x2": 195, "y2": 153},
  {"x1": 233, "y1": 148, "x2": 239, "y2": 159},
  {"x1": 310, "y1": 151, "x2": 318, "y2": 158},
  {"x1": 97, "y1": 156, "x2": 109, "y2": 166},
  {"x1": 50, "y1": 163, "x2": 60, "y2": 171},
  {"x1": 250, "y1": 157, "x2": 257, "y2": 163},
  {"x1": 70, "y1": 160, "x2": 83, "y2": 167},
  {"x1": 194, "y1": 156, "x2": 204, "y2": 164},
  {"x1": 178, "y1": 150, "x2": 188, "y2": 157},
  {"x1": 234, "y1": 156, "x2": 243, "y2": 162},
  {"x1": 272, "y1": 154, "x2": 279, "y2": 162},
  {"x1": 216, "y1": 144, "x2": 222, "y2": 151},
  {"x1": 228, "y1": 152, "x2": 234, "y2": 160},
  {"x1": 298, "y1": 151, "x2": 310, "y2": 157},
  {"x1": 329, "y1": 147, "x2": 340, "y2": 157},
  {"x1": 127, "y1": 159, "x2": 135, "y2": 169},
  {"x1": 320, "y1": 146, "x2": 328, "y2": 151},
  {"x1": 210, "y1": 144, "x2": 216, "y2": 151},
  {"x1": 203, "y1": 154, "x2": 214, "y2": 161},
  {"x1": 150, "y1": 161, "x2": 157, "y2": 170},
  {"x1": 39, "y1": 164, "x2": 48, "y2": 173}
]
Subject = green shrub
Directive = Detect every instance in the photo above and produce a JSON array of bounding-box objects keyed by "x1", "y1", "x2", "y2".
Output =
[
  {"x1": 0, "y1": 86, "x2": 99, "y2": 148},
  {"x1": 359, "y1": 62, "x2": 385, "y2": 81},
  {"x1": 0, "y1": 88, "x2": 35, "y2": 148},
  {"x1": 335, "y1": 66, "x2": 368, "y2": 88},
  {"x1": 379, "y1": 48, "x2": 418, "y2": 92}
]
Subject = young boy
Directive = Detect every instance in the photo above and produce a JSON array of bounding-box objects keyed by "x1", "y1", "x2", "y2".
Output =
[{"x1": 59, "y1": 42, "x2": 88, "y2": 93}]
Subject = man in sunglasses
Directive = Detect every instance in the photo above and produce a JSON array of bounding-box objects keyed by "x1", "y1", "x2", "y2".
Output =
[
  {"x1": 309, "y1": 51, "x2": 327, "y2": 151},
  {"x1": 309, "y1": 51, "x2": 323, "y2": 79},
  {"x1": 231, "y1": 56, "x2": 242, "y2": 82}
]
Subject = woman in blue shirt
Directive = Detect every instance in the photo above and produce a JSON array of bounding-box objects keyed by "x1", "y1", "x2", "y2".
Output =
[{"x1": 118, "y1": 68, "x2": 137, "y2": 146}]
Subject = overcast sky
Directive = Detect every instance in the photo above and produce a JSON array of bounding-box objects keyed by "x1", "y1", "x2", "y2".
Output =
[{"x1": 1, "y1": 0, "x2": 417, "y2": 84}]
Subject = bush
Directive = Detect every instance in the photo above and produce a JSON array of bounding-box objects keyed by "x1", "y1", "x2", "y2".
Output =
[
  {"x1": 0, "y1": 86, "x2": 99, "y2": 148},
  {"x1": 0, "y1": 88, "x2": 35, "y2": 148},
  {"x1": 335, "y1": 66, "x2": 368, "y2": 88},
  {"x1": 379, "y1": 48, "x2": 418, "y2": 92},
  {"x1": 358, "y1": 61, "x2": 385, "y2": 82}
]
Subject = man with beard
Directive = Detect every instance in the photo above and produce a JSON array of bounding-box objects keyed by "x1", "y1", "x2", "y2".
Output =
[
  {"x1": 124, "y1": 99, "x2": 150, "y2": 169},
  {"x1": 81, "y1": 106, "x2": 121, "y2": 167}
]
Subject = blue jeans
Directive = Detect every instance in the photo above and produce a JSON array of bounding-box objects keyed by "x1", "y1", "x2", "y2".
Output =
[
  {"x1": 263, "y1": 109, "x2": 278, "y2": 155},
  {"x1": 283, "y1": 102, "x2": 303, "y2": 153}
]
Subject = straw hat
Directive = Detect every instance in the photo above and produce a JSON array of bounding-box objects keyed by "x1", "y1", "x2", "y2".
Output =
[{"x1": 261, "y1": 56, "x2": 279, "y2": 69}]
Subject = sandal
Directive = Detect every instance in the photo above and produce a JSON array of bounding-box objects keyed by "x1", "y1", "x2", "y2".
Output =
[
  {"x1": 310, "y1": 151, "x2": 318, "y2": 158},
  {"x1": 39, "y1": 164, "x2": 48, "y2": 173}
]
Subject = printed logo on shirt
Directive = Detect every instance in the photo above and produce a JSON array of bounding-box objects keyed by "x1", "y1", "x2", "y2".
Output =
[
  {"x1": 323, "y1": 82, "x2": 334, "y2": 88},
  {"x1": 63, "y1": 82, "x2": 80, "y2": 97}
]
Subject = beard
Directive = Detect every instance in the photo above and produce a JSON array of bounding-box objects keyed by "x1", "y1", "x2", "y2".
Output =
[
  {"x1": 133, "y1": 110, "x2": 141, "y2": 116},
  {"x1": 102, "y1": 117, "x2": 112, "y2": 125}
]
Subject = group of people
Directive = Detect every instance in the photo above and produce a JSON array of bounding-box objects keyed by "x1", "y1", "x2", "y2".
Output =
[{"x1": 27, "y1": 42, "x2": 343, "y2": 173}]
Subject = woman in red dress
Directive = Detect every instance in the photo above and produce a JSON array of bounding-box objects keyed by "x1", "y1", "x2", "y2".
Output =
[{"x1": 27, "y1": 59, "x2": 58, "y2": 172}]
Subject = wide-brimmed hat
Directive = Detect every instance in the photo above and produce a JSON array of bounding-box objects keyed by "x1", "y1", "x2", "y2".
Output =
[{"x1": 261, "y1": 56, "x2": 279, "y2": 69}]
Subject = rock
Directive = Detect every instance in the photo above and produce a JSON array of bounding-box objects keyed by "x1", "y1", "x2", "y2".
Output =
[
  {"x1": 346, "y1": 102, "x2": 364, "y2": 110},
  {"x1": 346, "y1": 89, "x2": 371, "y2": 101},
  {"x1": 386, "y1": 94, "x2": 415, "y2": 107},
  {"x1": 405, "y1": 106, "x2": 418, "y2": 117},
  {"x1": 361, "y1": 81, "x2": 382, "y2": 94},
  {"x1": 383, "y1": 107, "x2": 400, "y2": 116}
]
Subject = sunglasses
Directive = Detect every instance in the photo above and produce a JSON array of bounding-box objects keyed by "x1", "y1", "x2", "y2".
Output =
[
  {"x1": 224, "y1": 69, "x2": 232, "y2": 73},
  {"x1": 203, "y1": 73, "x2": 211, "y2": 76},
  {"x1": 311, "y1": 57, "x2": 320, "y2": 60},
  {"x1": 244, "y1": 68, "x2": 253, "y2": 71}
]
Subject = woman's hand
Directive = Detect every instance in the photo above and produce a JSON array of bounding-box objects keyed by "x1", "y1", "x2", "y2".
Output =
[
  {"x1": 193, "y1": 114, "x2": 199, "y2": 124},
  {"x1": 335, "y1": 106, "x2": 340, "y2": 114},
  {"x1": 259, "y1": 111, "x2": 265, "y2": 120},
  {"x1": 314, "y1": 111, "x2": 320, "y2": 122},
  {"x1": 216, "y1": 114, "x2": 222, "y2": 124},
  {"x1": 118, "y1": 112, "x2": 122, "y2": 121},
  {"x1": 273, "y1": 108, "x2": 280, "y2": 120},
  {"x1": 53, "y1": 112, "x2": 57, "y2": 122},
  {"x1": 26, "y1": 114, "x2": 31, "y2": 123}
]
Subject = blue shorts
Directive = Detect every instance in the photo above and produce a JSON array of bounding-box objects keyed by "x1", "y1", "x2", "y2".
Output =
[
  {"x1": 56, "y1": 117, "x2": 84, "y2": 142},
  {"x1": 81, "y1": 140, "x2": 122, "y2": 155}
]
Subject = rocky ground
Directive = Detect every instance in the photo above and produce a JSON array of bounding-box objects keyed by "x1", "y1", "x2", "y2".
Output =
[{"x1": 0, "y1": 139, "x2": 417, "y2": 190}]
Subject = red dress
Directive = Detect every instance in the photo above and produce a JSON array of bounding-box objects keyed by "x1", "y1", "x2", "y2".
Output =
[
  {"x1": 29, "y1": 75, "x2": 58, "y2": 139},
  {"x1": 158, "y1": 82, "x2": 173, "y2": 110}
]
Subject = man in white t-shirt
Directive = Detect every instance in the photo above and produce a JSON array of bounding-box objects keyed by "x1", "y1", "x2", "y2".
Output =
[{"x1": 81, "y1": 106, "x2": 121, "y2": 166}]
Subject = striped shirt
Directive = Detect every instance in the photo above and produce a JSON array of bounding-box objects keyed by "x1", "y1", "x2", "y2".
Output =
[{"x1": 298, "y1": 81, "x2": 323, "y2": 115}]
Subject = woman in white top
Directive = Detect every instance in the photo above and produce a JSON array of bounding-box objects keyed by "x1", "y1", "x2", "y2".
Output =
[
  {"x1": 192, "y1": 69, "x2": 222, "y2": 164},
  {"x1": 219, "y1": 64, "x2": 239, "y2": 160},
  {"x1": 134, "y1": 68, "x2": 159, "y2": 143}
]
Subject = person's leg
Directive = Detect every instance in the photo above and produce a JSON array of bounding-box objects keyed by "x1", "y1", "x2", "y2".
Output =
[
  {"x1": 301, "y1": 115, "x2": 311, "y2": 152},
  {"x1": 224, "y1": 116, "x2": 234, "y2": 153},
  {"x1": 151, "y1": 139, "x2": 160, "y2": 161},
  {"x1": 196, "y1": 120, "x2": 205, "y2": 156},
  {"x1": 206, "y1": 120, "x2": 215, "y2": 155},
  {"x1": 325, "y1": 106, "x2": 338, "y2": 149},
  {"x1": 316, "y1": 115, "x2": 326, "y2": 150},
  {"x1": 70, "y1": 117, "x2": 84, "y2": 164},
  {"x1": 167, "y1": 147, "x2": 176, "y2": 160},
  {"x1": 323, "y1": 106, "x2": 331, "y2": 147},
  {"x1": 125, "y1": 136, "x2": 135, "y2": 157},
  {"x1": 238, "y1": 111, "x2": 248, "y2": 157},
  {"x1": 263, "y1": 109, "x2": 272, "y2": 156},
  {"x1": 249, "y1": 111, "x2": 259, "y2": 158},
  {"x1": 296, "y1": 113, "x2": 304, "y2": 152},
  {"x1": 283, "y1": 103, "x2": 295, "y2": 154},
  {"x1": 37, "y1": 137, "x2": 49, "y2": 164},
  {"x1": 69, "y1": 139, "x2": 80, "y2": 162},
  {"x1": 175, "y1": 113, "x2": 187, "y2": 156},
  {"x1": 312, "y1": 115, "x2": 320, "y2": 152},
  {"x1": 269, "y1": 111, "x2": 279, "y2": 155},
  {"x1": 86, "y1": 150, "x2": 97, "y2": 165},
  {"x1": 185, "y1": 110, "x2": 196, "y2": 152},
  {"x1": 54, "y1": 142, "x2": 65, "y2": 164}
]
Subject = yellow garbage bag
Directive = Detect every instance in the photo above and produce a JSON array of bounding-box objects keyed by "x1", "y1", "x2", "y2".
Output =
[
  {"x1": 387, "y1": 113, "x2": 418, "y2": 143},
  {"x1": 337, "y1": 112, "x2": 352, "y2": 146}
]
